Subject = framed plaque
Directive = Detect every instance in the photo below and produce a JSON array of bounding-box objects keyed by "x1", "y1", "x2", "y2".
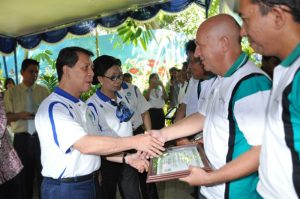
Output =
[{"x1": 147, "y1": 144, "x2": 212, "y2": 183}]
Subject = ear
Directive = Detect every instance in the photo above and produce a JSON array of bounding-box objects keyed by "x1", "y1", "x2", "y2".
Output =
[
  {"x1": 97, "y1": 76, "x2": 103, "y2": 84},
  {"x1": 219, "y1": 36, "x2": 229, "y2": 52},
  {"x1": 271, "y1": 6, "x2": 287, "y2": 29},
  {"x1": 62, "y1": 65, "x2": 70, "y2": 79}
]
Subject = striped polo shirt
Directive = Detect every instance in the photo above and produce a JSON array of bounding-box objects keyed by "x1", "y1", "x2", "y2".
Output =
[
  {"x1": 199, "y1": 53, "x2": 271, "y2": 199},
  {"x1": 257, "y1": 43, "x2": 300, "y2": 199}
]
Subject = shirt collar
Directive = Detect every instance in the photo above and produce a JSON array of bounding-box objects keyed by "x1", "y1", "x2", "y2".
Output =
[
  {"x1": 121, "y1": 82, "x2": 129, "y2": 89},
  {"x1": 281, "y1": 43, "x2": 300, "y2": 68},
  {"x1": 96, "y1": 89, "x2": 122, "y2": 103},
  {"x1": 224, "y1": 52, "x2": 248, "y2": 77},
  {"x1": 20, "y1": 83, "x2": 36, "y2": 90},
  {"x1": 54, "y1": 87, "x2": 80, "y2": 103}
]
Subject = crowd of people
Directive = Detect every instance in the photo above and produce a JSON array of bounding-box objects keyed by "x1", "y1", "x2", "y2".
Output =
[{"x1": 0, "y1": 0, "x2": 299, "y2": 198}]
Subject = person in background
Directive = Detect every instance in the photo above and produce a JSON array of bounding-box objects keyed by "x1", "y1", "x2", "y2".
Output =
[
  {"x1": 167, "y1": 67, "x2": 179, "y2": 108},
  {"x1": 144, "y1": 73, "x2": 168, "y2": 130},
  {"x1": 0, "y1": 81, "x2": 24, "y2": 199},
  {"x1": 87, "y1": 55, "x2": 148, "y2": 199},
  {"x1": 4, "y1": 77, "x2": 15, "y2": 91},
  {"x1": 177, "y1": 62, "x2": 189, "y2": 106},
  {"x1": 148, "y1": 14, "x2": 272, "y2": 199},
  {"x1": 36, "y1": 47, "x2": 164, "y2": 199},
  {"x1": 123, "y1": 73, "x2": 132, "y2": 84},
  {"x1": 261, "y1": 55, "x2": 281, "y2": 79},
  {"x1": 4, "y1": 59, "x2": 50, "y2": 199},
  {"x1": 239, "y1": 0, "x2": 300, "y2": 198},
  {"x1": 119, "y1": 61, "x2": 159, "y2": 199}
]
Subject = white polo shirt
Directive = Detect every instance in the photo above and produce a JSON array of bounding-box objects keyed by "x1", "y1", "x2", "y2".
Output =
[
  {"x1": 86, "y1": 89, "x2": 133, "y2": 138},
  {"x1": 119, "y1": 82, "x2": 151, "y2": 130},
  {"x1": 257, "y1": 43, "x2": 300, "y2": 199},
  {"x1": 35, "y1": 87, "x2": 100, "y2": 179},
  {"x1": 197, "y1": 76, "x2": 217, "y2": 116},
  {"x1": 148, "y1": 86, "x2": 165, "y2": 109},
  {"x1": 178, "y1": 81, "x2": 188, "y2": 105},
  {"x1": 199, "y1": 53, "x2": 271, "y2": 199},
  {"x1": 183, "y1": 78, "x2": 201, "y2": 116}
]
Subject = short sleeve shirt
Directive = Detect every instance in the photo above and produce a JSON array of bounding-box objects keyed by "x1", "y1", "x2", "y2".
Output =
[{"x1": 35, "y1": 87, "x2": 100, "y2": 179}]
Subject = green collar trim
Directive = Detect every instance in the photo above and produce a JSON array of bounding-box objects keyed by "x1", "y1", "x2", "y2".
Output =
[
  {"x1": 281, "y1": 43, "x2": 300, "y2": 67},
  {"x1": 224, "y1": 52, "x2": 248, "y2": 77}
]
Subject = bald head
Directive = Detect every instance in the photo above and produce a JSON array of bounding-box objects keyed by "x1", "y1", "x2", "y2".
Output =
[
  {"x1": 195, "y1": 14, "x2": 242, "y2": 76},
  {"x1": 197, "y1": 14, "x2": 241, "y2": 47}
]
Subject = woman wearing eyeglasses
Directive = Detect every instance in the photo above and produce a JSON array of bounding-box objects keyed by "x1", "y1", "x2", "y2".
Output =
[{"x1": 86, "y1": 55, "x2": 144, "y2": 199}]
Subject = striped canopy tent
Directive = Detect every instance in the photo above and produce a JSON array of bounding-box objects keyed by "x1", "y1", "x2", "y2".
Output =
[{"x1": 0, "y1": 0, "x2": 212, "y2": 81}]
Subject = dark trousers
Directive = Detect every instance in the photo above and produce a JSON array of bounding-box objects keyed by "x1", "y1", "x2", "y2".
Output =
[
  {"x1": 148, "y1": 108, "x2": 165, "y2": 130},
  {"x1": 101, "y1": 158, "x2": 141, "y2": 199},
  {"x1": 41, "y1": 176, "x2": 102, "y2": 199},
  {"x1": 13, "y1": 133, "x2": 42, "y2": 199},
  {"x1": 0, "y1": 172, "x2": 25, "y2": 199},
  {"x1": 133, "y1": 126, "x2": 159, "y2": 199}
]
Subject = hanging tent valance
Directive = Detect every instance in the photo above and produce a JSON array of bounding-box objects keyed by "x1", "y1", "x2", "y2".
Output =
[{"x1": 0, "y1": 0, "x2": 209, "y2": 54}]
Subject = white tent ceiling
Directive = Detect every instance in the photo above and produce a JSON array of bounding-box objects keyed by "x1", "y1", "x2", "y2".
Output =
[{"x1": 0, "y1": 0, "x2": 165, "y2": 37}]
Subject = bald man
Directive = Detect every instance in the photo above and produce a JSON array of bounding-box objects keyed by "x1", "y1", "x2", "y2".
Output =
[
  {"x1": 239, "y1": 0, "x2": 300, "y2": 198},
  {"x1": 147, "y1": 14, "x2": 271, "y2": 199}
]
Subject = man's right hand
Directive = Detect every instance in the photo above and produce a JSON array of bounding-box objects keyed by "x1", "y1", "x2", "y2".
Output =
[{"x1": 133, "y1": 134, "x2": 165, "y2": 157}]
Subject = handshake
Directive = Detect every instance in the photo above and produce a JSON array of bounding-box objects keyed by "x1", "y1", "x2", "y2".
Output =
[{"x1": 125, "y1": 130, "x2": 167, "y2": 173}]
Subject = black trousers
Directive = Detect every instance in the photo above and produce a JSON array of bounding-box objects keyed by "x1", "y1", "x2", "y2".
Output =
[
  {"x1": 101, "y1": 158, "x2": 141, "y2": 199},
  {"x1": 148, "y1": 108, "x2": 165, "y2": 130},
  {"x1": 13, "y1": 133, "x2": 42, "y2": 199},
  {"x1": 0, "y1": 172, "x2": 25, "y2": 199},
  {"x1": 133, "y1": 126, "x2": 159, "y2": 199}
]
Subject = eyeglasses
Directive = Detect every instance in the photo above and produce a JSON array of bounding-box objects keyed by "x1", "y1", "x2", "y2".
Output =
[{"x1": 103, "y1": 74, "x2": 124, "y2": 81}]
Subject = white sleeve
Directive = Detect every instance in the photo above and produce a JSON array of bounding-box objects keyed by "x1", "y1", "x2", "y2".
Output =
[
  {"x1": 40, "y1": 102, "x2": 86, "y2": 153},
  {"x1": 233, "y1": 90, "x2": 270, "y2": 146}
]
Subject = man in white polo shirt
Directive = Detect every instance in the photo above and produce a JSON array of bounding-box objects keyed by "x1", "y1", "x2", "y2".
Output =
[
  {"x1": 35, "y1": 47, "x2": 164, "y2": 199},
  {"x1": 239, "y1": 0, "x2": 300, "y2": 198},
  {"x1": 148, "y1": 14, "x2": 271, "y2": 199}
]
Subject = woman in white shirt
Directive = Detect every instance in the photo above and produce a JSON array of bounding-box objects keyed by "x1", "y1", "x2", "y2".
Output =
[
  {"x1": 144, "y1": 73, "x2": 168, "y2": 129},
  {"x1": 87, "y1": 55, "x2": 146, "y2": 199}
]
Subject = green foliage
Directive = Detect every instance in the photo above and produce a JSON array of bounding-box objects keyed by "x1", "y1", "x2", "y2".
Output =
[
  {"x1": 208, "y1": 0, "x2": 221, "y2": 17},
  {"x1": 31, "y1": 50, "x2": 58, "y2": 92},
  {"x1": 116, "y1": 20, "x2": 156, "y2": 51}
]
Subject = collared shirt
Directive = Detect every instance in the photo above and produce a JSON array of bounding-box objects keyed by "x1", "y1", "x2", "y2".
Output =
[
  {"x1": 119, "y1": 82, "x2": 151, "y2": 130},
  {"x1": 177, "y1": 81, "x2": 188, "y2": 105},
  {"x1": 257, "y1": 43, "x2": 300, "y2": 199},
  {"x1": 35, "y1": 87, "x2": 100, "y2": 179},
  {"x1": 183, "y1": 78, "x2": 200, "y2": 116},
  {"x1": 4, "y1": 82, "x2": 49, "y2": 133},
  {"x1": 199, "y1": 53, "x2": 271, "y2": 199},
  {"x1": 86, "y1": 89, "x2": 133, "y2": 138}
]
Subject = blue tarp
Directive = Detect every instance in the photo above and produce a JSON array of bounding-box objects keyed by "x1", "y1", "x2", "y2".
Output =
[{"x1": 0, "y1": 0, "x2": 209, "y2": 54}]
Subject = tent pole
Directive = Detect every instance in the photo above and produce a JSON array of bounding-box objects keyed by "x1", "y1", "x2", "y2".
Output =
[
  {"x1": 95, "y1": 27, "x2": 100, "y2": 57},
  {"x1": 13, "y1": 49, "x2": 18, "y2": 84},
  {"x1": 2, "y1": 56, "x2": 8, "y2": 78},
  {"x1": 205, "y1": 0, "x2": 209, "y2": 18}
]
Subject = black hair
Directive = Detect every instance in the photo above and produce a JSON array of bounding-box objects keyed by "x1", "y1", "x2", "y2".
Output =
[
  {"x1": 149, "y1": 73, "x2": 158, "y2": 84},
  {"x1": 185, "y1": 40, "x2": 196, "y2": 54},
  {"x1": 182, "y1": 62, "x2": 188, "y2": 71},
  {"x1": 4, "y1": 77, "x2": 15, "y2": 89},
  {"x1": 21, "y1": 59, "x2": 39, "y2": 72},
  {"x1": 56, "y1": 47, "x2": 94, "y2": 81},
  {"x1": 123, "y1": 73, "x2": 132, "y2": 79},
  {"x1": 251, "y1": 0, "x2": 300, "y2": 22},
  {"x1": 92, "y1": 55, "x2": 121, "y2": 85}
]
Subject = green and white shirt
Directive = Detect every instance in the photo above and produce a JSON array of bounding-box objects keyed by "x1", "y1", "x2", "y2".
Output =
[
  {"x1": 257, "y1": 43, "x2": 300, "y2": 199},
  {"x1": 199, "y1": 53, "x2": 271, "y2": 199}
]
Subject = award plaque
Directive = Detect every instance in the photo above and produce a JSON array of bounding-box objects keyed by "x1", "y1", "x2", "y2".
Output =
[{"x1": 147, "y1": 144, "x2": 212, "y2": 183}]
